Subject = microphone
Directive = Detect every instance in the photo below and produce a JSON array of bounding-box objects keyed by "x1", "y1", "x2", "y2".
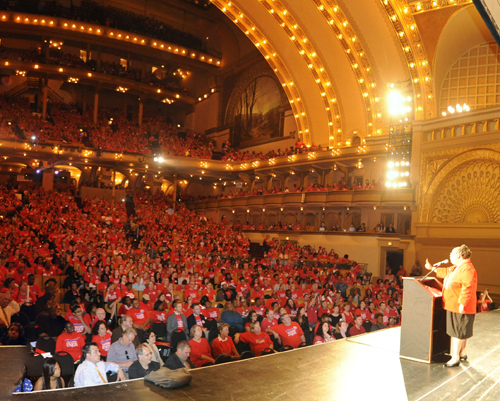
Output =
[{"x1": 420, "y1": 259, "x2": 448, "y2": 282}]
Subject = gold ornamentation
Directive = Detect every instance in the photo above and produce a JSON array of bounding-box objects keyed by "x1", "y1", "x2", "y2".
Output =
[
  {"x1": 379, "y1": 0, "x2": 434, "y2": 119},
  {"x1": 430, "y1": 161, "x2": 500, "y2": 223},
  {"x1": 310, "y1": 0, "x2": 380, "y2": 138},
  {"x1": 420, "y1": 148, "x2": 500, "y2": 222}
]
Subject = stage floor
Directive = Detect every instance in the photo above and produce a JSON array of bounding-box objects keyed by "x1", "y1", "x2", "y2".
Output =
[{"x1": 7, "y1": 310, "x2": 500, "y2": 401}]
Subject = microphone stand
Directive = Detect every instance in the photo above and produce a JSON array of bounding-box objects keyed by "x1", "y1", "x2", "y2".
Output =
[{"x1": 419, "y1": 267, "x2": 436, "y2": 282}]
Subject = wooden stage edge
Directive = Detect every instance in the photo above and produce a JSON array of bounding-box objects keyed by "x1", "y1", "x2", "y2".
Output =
[{"x1": 4, "y1": 310, "x2": 500, "y2": 401}]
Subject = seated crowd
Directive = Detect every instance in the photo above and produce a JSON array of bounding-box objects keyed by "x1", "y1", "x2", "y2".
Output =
[
  {"x1": 190, "y1": 179, "x2": 384, "y2": 203},
  {"x1": 0, "y1": 184, "x2": 405, "y2": 392},
  {"x1": 0, "y1": 96, "x2": 214, "y2": 156}
]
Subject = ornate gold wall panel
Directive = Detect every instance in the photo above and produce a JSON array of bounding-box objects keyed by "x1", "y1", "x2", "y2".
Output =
[{"x1": 420, "y1": 147, "x2": 500, "y2": 223}]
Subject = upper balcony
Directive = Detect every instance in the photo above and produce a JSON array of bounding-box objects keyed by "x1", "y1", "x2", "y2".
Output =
[{"x1": 0, "y1": 11, "x2": 221, "y2": 71}]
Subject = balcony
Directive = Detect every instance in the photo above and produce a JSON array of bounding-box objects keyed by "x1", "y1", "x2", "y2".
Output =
[{"x1": 187, "y1": 188, "x2": 415, "y2": 211}]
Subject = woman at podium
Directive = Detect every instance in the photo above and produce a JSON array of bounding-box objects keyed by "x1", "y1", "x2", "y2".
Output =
[{"x1": 425, "y1": 244, "x2": 477, "y2": 367}]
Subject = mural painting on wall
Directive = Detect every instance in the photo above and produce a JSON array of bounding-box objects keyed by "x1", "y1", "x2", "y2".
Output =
[{"x1": 233, "y1": 76, "x2": 282, "y2": 146}]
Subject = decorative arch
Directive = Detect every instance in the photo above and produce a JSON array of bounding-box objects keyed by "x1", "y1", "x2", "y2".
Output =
[
  {"x1": 303, "y1": 212, "x2": 318, "y2": 229},
  {"x1": 420, "y1": 148, "x2": 500, "y2": 223}
]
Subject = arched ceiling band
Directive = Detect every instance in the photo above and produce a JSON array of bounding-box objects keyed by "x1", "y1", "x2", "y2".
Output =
[{"x1": 311, "y1": 0, "x2": 382, "y2": 138}]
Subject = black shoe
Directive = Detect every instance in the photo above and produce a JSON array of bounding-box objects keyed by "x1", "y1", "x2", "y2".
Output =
[
  {"x1": 460, "y1": 355, "x2": 468, "y2": 361},
  {"x1": 444, "y1": 361, "x2": 460, "y2": 368}
]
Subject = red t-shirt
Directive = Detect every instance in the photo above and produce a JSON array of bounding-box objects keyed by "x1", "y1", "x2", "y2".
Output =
[
  {"x1": 92, "y1": 333, "x2": 112, "y2": 357},
  {"x1": 188, "y1": 338, "x2": 213, "y2": 368},
  {"x1": 66, "y1": 313, "x2": 86, "y2": 335},
  {"x1": 239, "y1": 331, "x2": 273, "y2": 356},
  {"x1": 127, "y1": 307, "x2": 150, "y2": 325},
  {"x1": 272, "y1": 322, "x2": 304, "y2": 348},
  {"x1": 211, "y1": 336, "x2": 236, "y2": 358},
  {"x1": 55, "y1": 332, "x2": 85, "y2": 361},
  {"x1": 202, "y1": 307, "x2": 221, "y2": 321},
  {"x1": 348, "y1": 325, "x2": 366, "y2": 336},
  {"x1": 261, "y1": 318, "x2": 278, "y2": 332},
  {"x1": 150, "y1": 310, "x2": 167, "y2": 323}
]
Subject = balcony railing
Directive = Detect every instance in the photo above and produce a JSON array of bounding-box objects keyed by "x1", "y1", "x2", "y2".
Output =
[
  {"x1": 187, "y1": 188, "x2": 414, "y2": 210},
  {"x1": 415, "y1": 105, "x2": 500, "y2": 142}
]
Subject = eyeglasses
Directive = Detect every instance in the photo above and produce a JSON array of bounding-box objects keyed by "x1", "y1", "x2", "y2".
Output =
[{"x1": 125, "y1": 350, "x2": 130, "y2": 360}]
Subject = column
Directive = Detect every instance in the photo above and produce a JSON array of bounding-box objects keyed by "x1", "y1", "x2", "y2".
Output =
[
  {"x1": 42, "y1": 168, "x2": 54, "y2": 192},
  {"x1": 112, "y1": 168, "x2": 116, "y2": 204},
  {"x1": 93, "y1": 90, "x2": 99, "y2": 124},
  {"x1": 42, "y1": 84, "x2": 48, "y2": 120},
  {"x1": 172, "y1": 174, "x2": 177, "y2": 212},
  {"x1": 138, "y1": 98, "x2": 143, "y2": 127}
]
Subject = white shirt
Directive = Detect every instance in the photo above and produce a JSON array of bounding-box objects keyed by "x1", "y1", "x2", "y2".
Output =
[
  {"x1": 74, "y1": 360, "x2": 120, "y2": 387},
  {"x1": 0, "y1": 300, "x2": 20, "y2": 326}
]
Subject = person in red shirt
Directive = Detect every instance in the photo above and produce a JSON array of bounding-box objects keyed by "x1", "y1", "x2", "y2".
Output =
[
  {"x1": 268, "y1": 313, "x2": 305, "y2": 349},
  {"x1": 188, "y1": 325, "x2": 215, "y2": 368},
  {"x1": 478, "y1": 290, "x2": 492, "y2": 312},
  {"x1": 12, "y1": 281, "x2": 37, "y2": 305},
  {"x1": 201, "y1": 299, "x2": 221, "y2": 322},
  {"x1": 66, "y1": 305, "x2": 91, "y2": 335},
  {"x1": 235, "y1": 321, "x2": 274, "y2": 356},
  {"x1": 425, "y1": 245, "x2": 477, "y2": 367},
  {"x1": 261, "y1": 308, "x2": 278, "y2": 331},
  {"x1": 211, "y1": 323, "x2": 240, "y2": 360},
  {"x1": 250, "y1": 284, "x2": 265, "y2": 300},
  {"x1": 27, "y1": 274, "x2": 43, "y2": 299},
  {"x1": 201, "y1": 283, "x2": 216, "y2": 302},
  {"x1": 313, "y1": 321, "x2": 335, "y2": 344},
  {"x1": 183, "y1": 283, "x2": 200, "y2": 304},
  {"x1": 150, "y1": 300, "x2": 168, "y2": 323},
  {"x1": 348, "y1": 315, "x2": 366, "y2": 336},
  {"x1": 55, "y1": 321, "x2": 85, "y2": 362},
  {"x1": 251, "y1": 298, "x2": 265, "y2": 317},
  {"x1": 91, "y1": 320, "x2": 112, "y2": 358},
  {"x1": 127, "y1": 298, "x2": 151, "y2": 331},
  {"x1": 143, "y1": 281, "x2": 159, "y2": 304}
]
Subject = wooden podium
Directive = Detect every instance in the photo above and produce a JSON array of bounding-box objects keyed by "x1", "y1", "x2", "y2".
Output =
[{"x1": 399, "y1": 277, "x2": 449, "y2": 363}]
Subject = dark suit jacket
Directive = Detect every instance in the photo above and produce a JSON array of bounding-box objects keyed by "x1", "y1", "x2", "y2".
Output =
[
  {"x1": 186, "y1": 313, "x2": 207, "y2": 332},
  {"x1": 165, "y1": 353, "x2": 193, "y2": 370}
]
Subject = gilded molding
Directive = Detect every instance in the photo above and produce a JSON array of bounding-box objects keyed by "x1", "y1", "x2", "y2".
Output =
[
  {"x1": 379, "y1": 0, "x2": 435, "y2": 119},
  {"x1": 409, "y1": 0, "x2": 472, "y2": 15},
  {"x1": 419, "y1": 147, "x2": 500, "y2": 223},
  {"x1": 310, "y1": 0, "x2": 382, "y2": 139}
]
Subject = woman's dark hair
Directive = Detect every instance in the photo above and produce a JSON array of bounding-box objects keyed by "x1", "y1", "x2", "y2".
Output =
[
  {"x1": 42, "y1": 358, "x2": 62, "y2": 390},
  {"x1": 85, "y1": 302, "x2": 97, "y2": 315},
  {"x1": 3, "y1": 278, "x2": 15, "y2": 289},
  {"x1": 142, "y1": 329, "x2": 154, "y2": 343},
  {"x1": 153, "y1": 300, "x2": 163, "y2": 311},
  {"x1": 295, "y1": 307, "x2": 308, "y2": 325},
  {"x1": 245, "y1": 310, "x2": 257, "y2": 324},
  {"x1": 91, "y1": 320, "x2": 108, "y2": 336},
  {"x1": 316, "y1": 321, "x2": 332, "y2": 339}
]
